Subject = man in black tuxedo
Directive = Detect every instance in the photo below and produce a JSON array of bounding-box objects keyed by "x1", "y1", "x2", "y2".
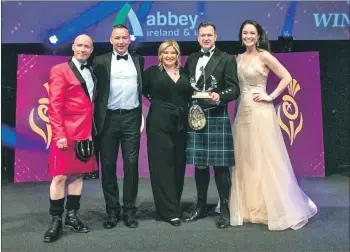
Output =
[
  {"x1": 92, "y1": 24, "x2": 144, "y2": 229},
  {"x1": 183, "y1": 21, "x2": 240, "y2": 228}
]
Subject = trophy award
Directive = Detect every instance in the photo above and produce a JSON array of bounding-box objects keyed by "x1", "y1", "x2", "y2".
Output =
[
  {"x1": 191, "y1": 66, "x2": 212, "y2": 99},
  {"x1": 188, "y1": 69, "x2": 218, "y2": 131}
]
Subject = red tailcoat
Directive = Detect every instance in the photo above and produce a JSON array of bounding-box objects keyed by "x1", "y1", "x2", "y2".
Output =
[{"x1": 47, "y1": 59, "x2": 98, "y2": 176}]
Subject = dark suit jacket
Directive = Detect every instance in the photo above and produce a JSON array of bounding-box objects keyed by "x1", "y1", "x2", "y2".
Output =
[
  {"x1": 184, "y1": 48, "x2": 240, "y2": 104},
  {"x1": 92, "y1": 52, "x2": 145, "y2": 135}
]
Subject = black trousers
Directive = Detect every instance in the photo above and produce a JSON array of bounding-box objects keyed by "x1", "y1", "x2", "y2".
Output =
[
  {"x1": 99, "y1": 108, "x2": 141, "y2": 215},
  {"x1": 195, "y1": 166, "x2": 231, "y2": 205},
  {"x1": 146, "y1": 110, "x2": 187, "y2": 221}
]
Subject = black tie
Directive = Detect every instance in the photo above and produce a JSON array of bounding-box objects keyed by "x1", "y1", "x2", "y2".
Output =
[
  {"x1": 200, "y1": 51, "x2": 210, "y2": 57},
  {"x1": 80, "y1": 63, "x2": 90, "y2": 70},
  {"x1": 117, "y1": 54, "x2": 128, "y2": 60}
]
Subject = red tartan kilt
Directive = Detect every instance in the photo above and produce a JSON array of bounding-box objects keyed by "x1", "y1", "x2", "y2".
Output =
[{"x1": 48, "y1": 140, "x2": 98, "y2": 176}]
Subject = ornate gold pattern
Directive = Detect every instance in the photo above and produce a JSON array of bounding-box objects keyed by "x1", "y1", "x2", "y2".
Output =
[
  {"x1": 29, "y1": 83, "x2": 52, "y2": 149},
  {"x1": 277, "y1": 79, "x2": 303, "y2": 145}
]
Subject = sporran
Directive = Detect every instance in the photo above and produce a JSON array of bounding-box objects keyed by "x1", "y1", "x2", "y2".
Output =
[{"x1": 188, "y1": 103, "x2": 206, "y2": 131}]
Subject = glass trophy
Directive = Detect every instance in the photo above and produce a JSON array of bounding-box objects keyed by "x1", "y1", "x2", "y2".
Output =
[
  {"x1": 191, "y1": 66, "x2": 212, "y2": 99},
  {"x1": 210, "y1": 75, "x2": 218, "y2": 90}
]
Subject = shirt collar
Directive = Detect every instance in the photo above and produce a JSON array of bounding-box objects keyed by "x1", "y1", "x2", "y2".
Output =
[
  {"x1": 201, "y1": 45, "x2": 215, "y2": 54},
  {"x1": 113, "y1": 50, "x2": 129, "y2": 57},
  {"x1": 72, "y1": 56, "x2": 87, "y2": 68}
]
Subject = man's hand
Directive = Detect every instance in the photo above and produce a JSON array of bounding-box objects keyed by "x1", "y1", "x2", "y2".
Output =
[
  {"x1": 209, "y1": 92, "x2": 220, "y2": 102},
  {"x1": 56, "y1": 138, "x2": 68, "y2": 150}
]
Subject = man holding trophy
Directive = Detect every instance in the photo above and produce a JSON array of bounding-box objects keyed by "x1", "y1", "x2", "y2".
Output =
[{"x1": 183, "y1": 21, "x2": 240, "y2": 228}]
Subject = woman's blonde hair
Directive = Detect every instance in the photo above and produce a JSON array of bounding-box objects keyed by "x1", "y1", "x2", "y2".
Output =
[{"x1": 158, "y1": 40, "x2": 181, "y2": 70}]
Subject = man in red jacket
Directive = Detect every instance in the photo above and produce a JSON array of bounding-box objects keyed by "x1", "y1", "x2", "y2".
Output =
[{"x1": 44, "y1": 34, "x2": 98, "y2": 243}]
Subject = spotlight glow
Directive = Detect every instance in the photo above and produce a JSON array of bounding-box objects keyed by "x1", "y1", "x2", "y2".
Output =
[{"x1": 49, "y1": 35, "x2": 58, "y2": 44}]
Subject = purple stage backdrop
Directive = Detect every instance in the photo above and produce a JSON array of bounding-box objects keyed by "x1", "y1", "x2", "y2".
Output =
[{"x1": 15, "y1": 52, "x2": 324, "y2": 183}]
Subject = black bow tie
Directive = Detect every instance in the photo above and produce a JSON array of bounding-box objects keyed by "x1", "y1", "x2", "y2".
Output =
[
  {"x1": 80, "y1": 63, "x2": 90, "y2": 70},
  {"x1": 200, "y1": 51, "x2": 211, "y2": 57},
  {"x1": 117, "y1": 54, "x2": 128, "y2": 60}
]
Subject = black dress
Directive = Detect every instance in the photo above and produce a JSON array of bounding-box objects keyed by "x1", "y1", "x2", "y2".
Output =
[{"x1": 143, "y1": 65, "x2": 192, "y2": 221}]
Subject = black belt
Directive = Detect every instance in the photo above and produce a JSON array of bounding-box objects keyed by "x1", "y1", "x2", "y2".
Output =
[
  {"x1": 107, "y1": 107, "x2": 139, "y2": 115},
  {"x1": 151, "y1": 100, "x2": 185, "y2": 132}
]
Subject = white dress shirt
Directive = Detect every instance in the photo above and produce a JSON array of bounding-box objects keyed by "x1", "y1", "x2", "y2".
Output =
[
  {"x1": 195, "y1": 46, "x2": 220, "y2": 105},
  {"x1": 107, "y1": 51, "x2": 139, "y2": 110},
  {"x1": 72, "y1": 57, "x2": 94, "y2": 101},
  {"x1": 195, "y1": 46, "x2": 215, "y2": 82}
]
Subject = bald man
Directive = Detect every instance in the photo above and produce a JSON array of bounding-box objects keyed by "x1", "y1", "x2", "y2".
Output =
[{"x1": 44, "y1": 34, "x2": 98, "y2": 243}]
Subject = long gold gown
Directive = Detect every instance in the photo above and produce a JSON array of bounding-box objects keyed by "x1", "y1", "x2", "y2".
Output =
[{"x1": 229, "y1": 53, "x2": 318, "y2": 231}]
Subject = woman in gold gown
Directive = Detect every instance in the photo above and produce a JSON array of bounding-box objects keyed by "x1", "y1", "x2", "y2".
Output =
[{"x1": 229, "y1": 20, "x2": 317, "y2": 231}]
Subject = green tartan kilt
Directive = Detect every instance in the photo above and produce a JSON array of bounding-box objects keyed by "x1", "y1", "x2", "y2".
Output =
[{"x1": 186, "y1": 105, "x2": 235, "y2": 167}]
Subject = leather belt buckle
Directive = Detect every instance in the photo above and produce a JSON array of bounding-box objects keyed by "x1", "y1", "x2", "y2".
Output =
[{"x1": 117, "y1": 109, "x2": 129, "y2": 114}]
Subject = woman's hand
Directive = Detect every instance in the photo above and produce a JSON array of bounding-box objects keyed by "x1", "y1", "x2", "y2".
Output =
[{"x1": 253, "y1": 93, "x2": 273, "y2": 102}]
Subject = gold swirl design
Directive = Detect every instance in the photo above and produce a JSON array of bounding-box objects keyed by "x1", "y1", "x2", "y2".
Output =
[
  {"x1": 28, "y1": 82, "x2": 52, "y2": 149},
  {"x1": 277, "y1": 79, "x2": 303, "y2": 145}
]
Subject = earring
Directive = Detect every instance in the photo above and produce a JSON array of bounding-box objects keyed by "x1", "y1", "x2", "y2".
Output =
[
  {"x1": 241, "y1": 42, "x2": 244, "y2": 46},
  {"x1": 257, "y1": 41, "x2": 260, "y2": 47}
]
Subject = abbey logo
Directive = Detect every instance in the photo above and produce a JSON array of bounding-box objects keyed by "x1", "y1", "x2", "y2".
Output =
[
  {"x1": 114, "y1": 3, "x2": 198, "y2": 38},
  {"x1": 113, "y1": 4, "x2": 144, "y2": 36}
]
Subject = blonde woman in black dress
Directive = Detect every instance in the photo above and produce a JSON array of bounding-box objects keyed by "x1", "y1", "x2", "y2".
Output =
[{"x1": 143, "y1": 40, "x2": 192, "y2": 226}]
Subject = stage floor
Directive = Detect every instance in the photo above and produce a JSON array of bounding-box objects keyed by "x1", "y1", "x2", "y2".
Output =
[{"x1": 1, "y1": 175, "x2": 349, "y2": 252}]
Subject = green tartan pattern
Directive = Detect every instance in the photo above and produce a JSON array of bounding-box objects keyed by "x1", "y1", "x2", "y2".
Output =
[{"x1": 186, "y1": 106, "x2": 235, "y2": 167}]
